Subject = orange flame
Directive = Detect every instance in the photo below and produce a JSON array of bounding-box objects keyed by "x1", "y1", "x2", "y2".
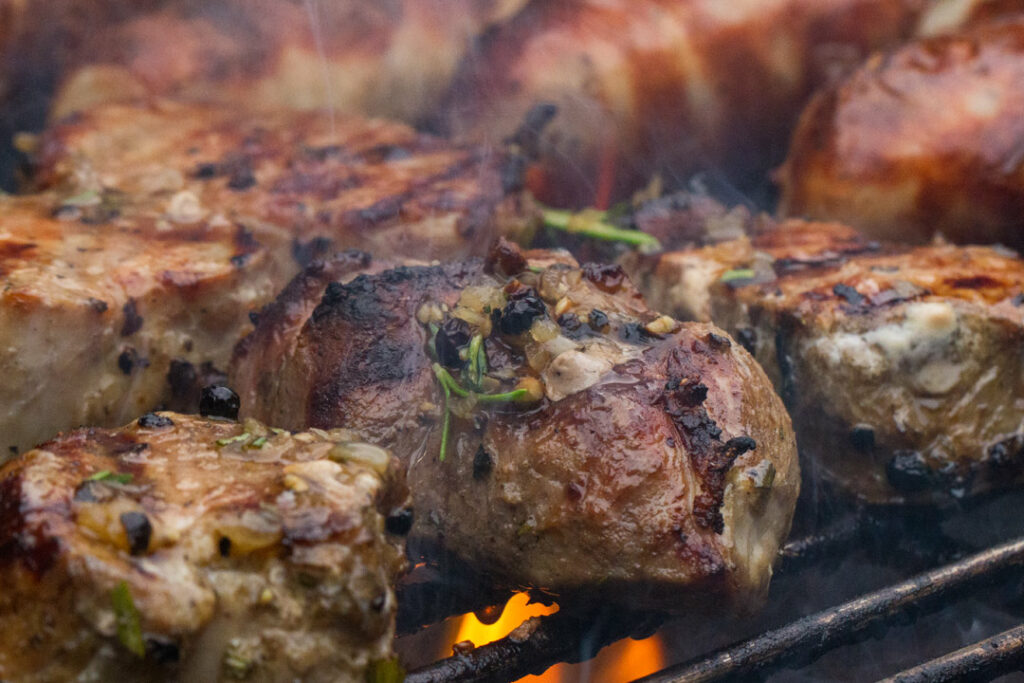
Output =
[{"x1": 443, "y1": 592, "x2": 666, "y2": 682}]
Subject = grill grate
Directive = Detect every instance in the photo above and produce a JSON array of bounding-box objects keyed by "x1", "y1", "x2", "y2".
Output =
[{"x1": 400, "y1": 498, "x2": 1024, "y2": 682}]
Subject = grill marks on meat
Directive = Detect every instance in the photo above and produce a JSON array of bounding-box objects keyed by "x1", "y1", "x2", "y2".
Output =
[
  {"x1": 230, "y1": 242, "x2": 799, "y2": 610},
  {"x1": 0, "y1": 413, "x2": 409, "y2": 681},
  {"x1": 436, "y1": 0, "x2": 932, "y2": 207},
  {"x1": 633, "y1": 216, "x2": 1024, "y2": 504},
  {"x1": 779, "y1": 15, "x2": 1024, "y2": 248},
  {"x1": 0, "y1": 100, "x2": 535, "y2": 454}
]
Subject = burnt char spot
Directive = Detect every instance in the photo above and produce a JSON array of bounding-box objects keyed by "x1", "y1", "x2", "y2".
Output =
[
  {"x1": 947, "y1": 276, "x2": 1001, "y2": 290},
  {"x1": 147, "y1": 639, "x2": 180, "y2": 664},
  {"x1": 660, "y1": 347, "x2": 738, "y2": 534},
  {"x1": 0, "y1": 474, "x2": 61, "y2": 577},
  {"x1": 121, "y1": 299, "x2": 143, "y2": 337},
  {"x1": 832, "y1": 283, "x2": 865, "y2": 306},
  {"x1": 484, "y1": 237, "x2": 527, "y2": 277},
  {"x1": 886, "y1": 451, "x2": 935, "y2": 493},
  {"x1": 1012, "y1": 293, "x2": 1024, "y2": 307},
  {"x1": 363, "y1": 342, "x2": 417, "y2": 381},
  {"x1": 87, "y1": 297, "x2": 108, "y2": 313},
  {"x1": 619, "y1": 322, "x2": 656, "y2": 345},
  {"x1": 473, "y1": 447, "x2": 493, "y2": 481},
  {"x1": 292, "y1": 236, "x2": 333, "y2": 268},
  {"x1": 589, "y1": 309, "x2": 609, "y2": 330},
  {"x1": 849, "y1": 425, "x2": 876, "y2": 452},
  {"x1": 138, "y1": 413, "x2": 173, "y2": 429},
  {"x1": 582, "y1": 263, "x2": 627, "y2": 294},
  {"x1": 117, "y1": 347, "x2": 148, "y2": 375},
  {"x1": 218, "y1": 537, "x2": 231, "y2": 557},
  {"x1": 706, "y1": 332, "x2": 731, "y2": 349},
  {"x1": 313, "y1": 265, "x2": 459, "y2": 325},
  {"x1": 385, "y1": 507, "x2": 414, "y2": 536},
  {"x1": 226, "y1": 161, "x2": 256, "y2": 191},
  {"x1": 120, "y1": 512, "x2": 152, "y2": 556}
]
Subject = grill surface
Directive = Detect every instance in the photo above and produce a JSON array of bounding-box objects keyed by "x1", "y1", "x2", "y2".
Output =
[{"x1": 400, "y1": 490, "x2": 1024, "y2": 682}]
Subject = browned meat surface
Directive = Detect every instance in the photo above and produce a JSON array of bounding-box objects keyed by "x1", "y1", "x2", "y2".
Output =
[
  {"x1": 631, "y1": 216, "x2": 1024, "y2": 504},
  {"x1": 44, "y1": 0, "x2": 527, "y2": 124},
  {"x1": 0, "y1": 412, "x2": 409, "y2": 681},
  {"x1": 779, "y1": 15, "x2": 1024, "y2": 248},
  {"x1": 1, "y1": 100, "x2": 535, "y2": 454},
  {"x1": 437, "y1": 0, "x2": 935, "y2": 207},
  {"x1": 29, "y1": 100, "x2": 536, "y2": 260},
  {"x1": 231, "y1": 240, "x2": 799, "y2": 610}
]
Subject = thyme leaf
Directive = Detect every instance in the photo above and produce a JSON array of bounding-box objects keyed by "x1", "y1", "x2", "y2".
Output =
[{"x1": 111, "y1": 581, "x2": 145, "y2": 657}]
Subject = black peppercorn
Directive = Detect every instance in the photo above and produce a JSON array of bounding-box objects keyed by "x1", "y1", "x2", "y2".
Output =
[
  {"x1": 199, "y1": 385, "x2": 240, "y2": 420},
  {"x1": 435, "y1": 317, "x2": 471, "y2": 368},
  {"x1": 499, "y1": 289, "x2": 546, "y2": 335},
  {"x1": 120, "y1": 511, "x2": 152, "y2": 556},
  {"x1": 473, "y1": 446, "x2": 494, "y2": 480}
]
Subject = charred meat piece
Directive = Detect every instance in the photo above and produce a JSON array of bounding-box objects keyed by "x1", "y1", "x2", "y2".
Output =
[
  {"x1": 29, "y1": 100, "x2": 536, "y2": 260},
  {"x1": 0, "y1": 101, "x2": 535, "y2": 454},
  {"x1": 633, "y1": 218, "x2": 1024, "y2": 504},
  {"x1": 231, "y1": 240, "x2": 799, "y2": 610},
  {"x1": 779, "y1": 15, "x2": 1024, "y2": 248},
  {"x1": 437, "y1": 0, "x2": 938, "y2": 207},
  {"x1": 44, "y1": 0, "x2": 527, "y2": 123},
  {"x1": 0, "y1": 412, "x2": 409, "y2": 681}
]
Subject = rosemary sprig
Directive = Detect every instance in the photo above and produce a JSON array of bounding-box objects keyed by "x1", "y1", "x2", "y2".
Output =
[
  {"x1": 431, "y1": 363, "x2": 540, "y2": 461},
  {"x1": 111, "y1": 581, "x2": 145, "y2": 657},
  {"x1": 541, "y1": 206, "x2": 662, "y2": 251}
]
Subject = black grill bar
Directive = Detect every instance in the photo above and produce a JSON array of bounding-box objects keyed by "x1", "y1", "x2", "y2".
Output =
[
  {"x1": 401, "y1": 514, "x2": 976, "y2": 682},
  {"x1": 878, "y1": 624, "x2": 1024, "y2": 683},
  {"x1": 635, "y1": 536, "x2": 1024, "y2": 683},
  {"x1": 406, "y1": 608, "x2": 660, "y2": 683}
]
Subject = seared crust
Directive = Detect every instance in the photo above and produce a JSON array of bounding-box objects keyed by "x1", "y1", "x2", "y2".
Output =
[
  {"x1": 0, "y1": 412, "x2": 409, "y2": 681},
  {"x1": 231, "y1": 243, "x2": 798, "y2": 609},
  {"x1": 1, "y1": 100, "x2": 535, "y2": 454},
  {"x1": 635, "y1": 218, "x2": 1024, "y2": 504},
  {"x1": 30, "y1": 100, "x2": 537, "y2": 260},
  {"x1": 438, "y1": 0, "x2": 928, "y2": 206},
  {"x1": 779, "y1": 15, "x2": 1024, "y2": 247},
  {"x1": 45, "y1": 0, "x2": 527, "y2": 124}
]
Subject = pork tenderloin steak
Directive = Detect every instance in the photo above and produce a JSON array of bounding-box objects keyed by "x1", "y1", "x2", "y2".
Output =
[
  {"x1": 231, "y1": 239, "x2": 799, "y2": 611},
  {"x1": 630, "y1": 218, "x2": 1024, "y2": 504},
  {"x1": 0, "y1": 411, "x2": 409, "y2": 682}
]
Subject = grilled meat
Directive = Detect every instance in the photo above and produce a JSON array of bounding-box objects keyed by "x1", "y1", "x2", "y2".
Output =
[
  {"x1": 0, "y1": 411, "x2": 409, "y2": 681},
  {"x1": 779, "y1": 15, "x2": 1024, "y2": 248},
  {"x1": 436, "y1": 0, "x2": 940, "y2": 207},
  {"x1": 44, "y1": 0, "x2": 526, "y2": 124},
  {"x1": 29, "y1": 100, "x2": 535, "y2": 259},
  {"x1": 631, "y1": 216, "x2": 1024, "y2": 504},
  {"x1": 1, "y1": 100, "x2": 535, "y2": 454},
  {"x1": 231, "y1": 240, "x2": 799, "y2": 610}
]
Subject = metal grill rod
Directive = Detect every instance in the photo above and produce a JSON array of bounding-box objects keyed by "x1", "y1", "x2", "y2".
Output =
[
  {"x1": 635, "y1": 536, "x2": 1024, "y2": 683},
  {"x1": 878, "y1": 623, "x2": 1024, "y2": 683}
]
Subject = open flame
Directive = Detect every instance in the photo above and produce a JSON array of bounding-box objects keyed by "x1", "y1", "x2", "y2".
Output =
[{"x1": 445, "y1": 592, "x2": 666, "y2": 681}]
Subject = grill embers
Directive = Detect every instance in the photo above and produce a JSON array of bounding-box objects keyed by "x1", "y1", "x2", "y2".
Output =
[{"x1": 399, "y1": 490, "x2": 1024, "y2": 682}]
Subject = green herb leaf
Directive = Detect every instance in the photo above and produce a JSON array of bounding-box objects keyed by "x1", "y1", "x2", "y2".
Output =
[
  {"x1": 466, "y1": 334, "x2": 487, "y2": 391},
  {"x1": 366, "y1": 657, "x2": 405, "y2": 683},
  {"x1": 541, "y1": 206, "x2": 662, "y2": 252},
  {"x1": 719, "y1": 268, "x2": 756, "y2": 283},
  {"x1": 87, "y1": 470, "x2": 133, "y2": 485},
  {"x1": 62, "y1": 189, "x2": 100, "y2": 206},
  {"x1": 111, "y1": 581, "x2": 145, "y2": 657},
  {"x1": 216, "y1": 433, "x2": 251, "y2": 447},
  {"x1": 247, "y1": 436, "x2": 268, "y2": 449}
]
